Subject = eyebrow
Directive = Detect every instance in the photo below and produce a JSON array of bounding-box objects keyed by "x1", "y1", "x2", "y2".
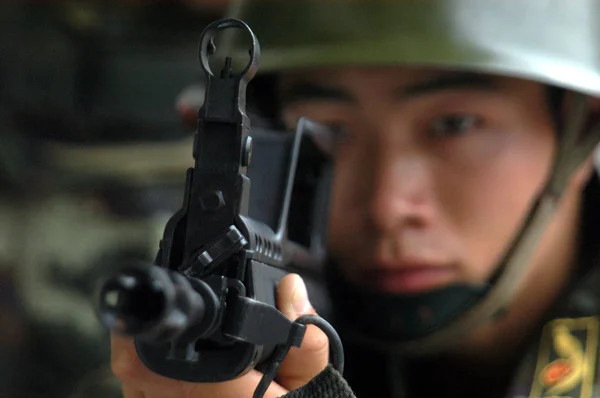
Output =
[
  {"x1": 396, "y1": 72, "x2": 498, "y2": 99},
  {"x1": 280, "y1": 72, "x2": 499, "y2": 106},
  {"x1": 280, "y1": 82, "x2": 356, "y2": 105}
]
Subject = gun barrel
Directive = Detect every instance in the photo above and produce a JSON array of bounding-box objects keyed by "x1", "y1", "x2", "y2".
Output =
[{"x1": 97, "y1": 262, "x2": 212, "y2": 344}]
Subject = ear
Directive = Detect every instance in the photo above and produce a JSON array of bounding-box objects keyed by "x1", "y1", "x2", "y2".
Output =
[{"x1": 176, "y1": 84, "x2": 205, "y2": 131}]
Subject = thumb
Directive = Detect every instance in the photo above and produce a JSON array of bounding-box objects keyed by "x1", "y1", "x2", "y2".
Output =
[{"x1": 274, "y1": 274, "x2": 330, "y2": 392}]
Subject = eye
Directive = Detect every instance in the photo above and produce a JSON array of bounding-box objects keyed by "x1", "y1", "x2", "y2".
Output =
[
  {"x1": 326, "y1": 123, "x2": 350, "y2": 141},
  {"x1": 313, "y1": 122, "x2": 351, "y2": 146},
  {"x1": 428, "y1": 114, "x2": 483, "y2": 139}
]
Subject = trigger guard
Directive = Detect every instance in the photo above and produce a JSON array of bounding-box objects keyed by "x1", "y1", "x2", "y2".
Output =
[{"x1": 198, "y1": 18, "x2": 260, "y2": 81}]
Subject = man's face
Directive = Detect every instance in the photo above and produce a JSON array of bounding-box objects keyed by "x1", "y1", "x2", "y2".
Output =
[{"x1": 278, "y1": 66, "x2": 557, "y2": 295}]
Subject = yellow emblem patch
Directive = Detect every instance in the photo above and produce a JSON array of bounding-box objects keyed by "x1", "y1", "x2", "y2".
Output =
[{"x1": 529, "y1": 316, "x2": 598, "y2": 398}]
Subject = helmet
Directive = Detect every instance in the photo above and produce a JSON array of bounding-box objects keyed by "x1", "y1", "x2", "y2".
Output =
[
  {"x1": 227, "y1": 0, "x2": 600, "y2": 96},
  {"x1": 224, "y1": 0, "x2": 600, "y2": 354}
]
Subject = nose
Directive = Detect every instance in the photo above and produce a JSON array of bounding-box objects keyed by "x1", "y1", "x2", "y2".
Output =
[{"x1": 367, "y1": 150, "x2": 436, "y2": 234}]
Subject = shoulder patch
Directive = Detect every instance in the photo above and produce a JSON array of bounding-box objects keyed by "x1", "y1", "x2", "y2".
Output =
[{"x1": 528, "y1": 316, "x2": 599, "y2": 398}]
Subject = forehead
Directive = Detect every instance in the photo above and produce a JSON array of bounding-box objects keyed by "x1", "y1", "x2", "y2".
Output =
[
  {"x1": 280, "y1": 66, "x2": 470, "y2": 84},
  {"x1": 276, "y1": 66, "x2": 544, "y2": 104}
]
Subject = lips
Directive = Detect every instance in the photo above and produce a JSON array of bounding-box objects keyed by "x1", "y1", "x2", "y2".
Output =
[{"x1": 357, "y1": 262, "x2": 457, "y2": 294}]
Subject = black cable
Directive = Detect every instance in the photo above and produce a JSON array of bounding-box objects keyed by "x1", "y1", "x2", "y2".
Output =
[
  {"x1": 294, "y1": 314, "x2": 345, "y2": 375},
  {"x1": 253, "y1": 343, "x2": 295, "y2": 398},
  {"x1": 253, "y1": 314, "x2": 345, "y2": 398}
]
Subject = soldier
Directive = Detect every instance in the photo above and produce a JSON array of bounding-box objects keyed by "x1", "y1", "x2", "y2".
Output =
[{"x1": 111, "y1": 1, "x2": 600, "y2": 397}]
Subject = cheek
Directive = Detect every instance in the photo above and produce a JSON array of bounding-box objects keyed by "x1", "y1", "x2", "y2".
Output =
[
  {"x1": 326, "y1": 155, "x2": 369, "y2": 249},
  {"x1": 442, "y1": 129, "x2": 556, "y2": 280}
]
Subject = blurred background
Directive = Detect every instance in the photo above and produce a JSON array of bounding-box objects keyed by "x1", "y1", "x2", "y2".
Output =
[{"x1": 0, "y1": 1, "x2": 233, "y2": 396}]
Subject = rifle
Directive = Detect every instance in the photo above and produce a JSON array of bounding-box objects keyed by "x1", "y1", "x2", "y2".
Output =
[{"x1": 96, "y1": 18, "x2": 344, "y2": 398}]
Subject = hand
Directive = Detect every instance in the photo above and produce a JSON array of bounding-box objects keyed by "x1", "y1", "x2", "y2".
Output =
[{"x1": 111, "y1": 274, "x2": 330, "y2": 398}]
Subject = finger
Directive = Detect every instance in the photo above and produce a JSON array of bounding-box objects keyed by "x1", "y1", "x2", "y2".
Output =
[
  {"x1": 121, "y1": 384, "x2": 145, "y2": 398},
  {"x1": 176, "y1": 372, "x2": 289, "y2": 398},
  {"x1": 111, "y1": 334, "x2": 190, "y2": 398},
  {"x1": 274, "y1": 274, "x2": 330, "y2": 391},
  {"x1": 111, "y1": 333, "x2": 289, "y2": 398},
  {"x1": 110, "y1": 334, "x2": 166, "y2": 389}
]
